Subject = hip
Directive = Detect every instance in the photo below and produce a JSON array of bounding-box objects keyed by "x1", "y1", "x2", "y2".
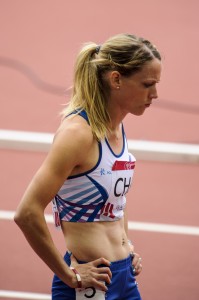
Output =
[{"x1": 52, "y1": 252, "x2": 142, "y2": 300}]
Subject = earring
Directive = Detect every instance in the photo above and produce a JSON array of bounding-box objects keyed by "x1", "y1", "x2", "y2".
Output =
[{"x1": 117, "y1": 86, "x2": 120, "y2": 89}]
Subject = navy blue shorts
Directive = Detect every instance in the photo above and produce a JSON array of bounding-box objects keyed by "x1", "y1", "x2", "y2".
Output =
[{"x1": 52, "y1": 252, "x2": 142, "y2": 300}]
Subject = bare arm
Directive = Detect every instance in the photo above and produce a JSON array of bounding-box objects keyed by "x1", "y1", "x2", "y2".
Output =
[{"x1": 14, "y1": 120, "x2": 111, "y2": 290}]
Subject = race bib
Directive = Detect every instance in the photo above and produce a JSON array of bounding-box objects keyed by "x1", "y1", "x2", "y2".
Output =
[{"x1": 76, "y1": 287, "x2": 105, "y2": 299}]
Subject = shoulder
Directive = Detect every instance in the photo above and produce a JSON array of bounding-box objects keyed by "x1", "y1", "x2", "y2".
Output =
[
  {"x1": 56, "y1": 115, "x2": 93, "y2": 144},
  {"x1": 39, "y1": 115, "x2": 95, "y2": 180},
  {"x1": 52, "y1": 115, "x2": 94, "y2": 164}
]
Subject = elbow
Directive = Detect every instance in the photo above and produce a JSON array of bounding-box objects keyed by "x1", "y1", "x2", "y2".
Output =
[
  {"x1": 14, "y1": 203, "x2": 44, "y2": 230},
  {"x1": 14, "y1": 209, "x2": 26, "y2": 228},
  {"x1": 14, "y1": 207, "x2": 33, "y2": 229}
]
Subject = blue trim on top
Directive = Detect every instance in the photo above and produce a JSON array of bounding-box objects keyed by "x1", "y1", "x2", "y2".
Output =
[
  {"x1": 105, "y1": 124, "x2": 126, "y2": 158},
  {"x1": 66, "y1": 109, "x2": 101, "y2": 179},
  {"x1": 66, "y1": 109, "x2": 90, "y2": 124},
  {"x1": 68, "y1": 141, "x2": 102, "y2": 179},
  {"x1": 76, "y1": 110, "x2": 90, "y2": 124}
]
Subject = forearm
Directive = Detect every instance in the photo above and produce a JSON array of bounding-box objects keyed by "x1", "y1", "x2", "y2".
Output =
[
  {"x1": 123, "y1": 208, "x2": 143, "y2": 275},
  {"x1": 14, "y1": 209, "x2": 74, "y2": 287}
]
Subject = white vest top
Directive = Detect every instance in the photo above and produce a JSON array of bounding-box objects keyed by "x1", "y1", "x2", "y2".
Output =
[{"x1": 52, "y1": 112, "x2": 136, "y2": 225}]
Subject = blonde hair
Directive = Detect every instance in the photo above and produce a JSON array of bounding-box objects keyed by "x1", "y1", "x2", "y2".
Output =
[{"x1": 62, "y1": 33, "x2": 161, "y2": 140}]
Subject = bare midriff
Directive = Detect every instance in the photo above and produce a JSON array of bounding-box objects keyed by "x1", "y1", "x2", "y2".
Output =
[{"x1": 61, "y1": 217, "x2": 130, "y2": 262}]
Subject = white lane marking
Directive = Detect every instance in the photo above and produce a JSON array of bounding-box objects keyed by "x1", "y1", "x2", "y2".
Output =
[
  {"x1": 0, "y1": 290, "x2": 50, "y2": 299},
  {"x1": 1, "y1": 129, "x2": 199, "y2": 163},
  {"x1": 128, "y1": 221, "x2": 199, "y2": 236},
  {"x1": 1, "y1": 210, "x2": 199, "y2": 236}
]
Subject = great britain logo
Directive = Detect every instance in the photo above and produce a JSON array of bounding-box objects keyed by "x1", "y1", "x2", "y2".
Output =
[
  {"x1": 112, "y1": 160, "x2": 135, "y2": 171},
  {"x1": 124, "y1": 161, "x2": 135, "y2": 170}
]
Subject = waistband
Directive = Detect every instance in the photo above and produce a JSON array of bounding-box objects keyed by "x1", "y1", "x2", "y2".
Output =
[{"x1": 64, "y1": 251, "x2": 132, "y2": 272}]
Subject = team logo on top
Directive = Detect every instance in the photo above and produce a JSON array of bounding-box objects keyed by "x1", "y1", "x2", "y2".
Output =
[
  {"x1": 101, "y1": 202, "x2": 115, "y2": 219},
  {"x1": 112, "y1": 160, "x2": 135, "y2": 171}
]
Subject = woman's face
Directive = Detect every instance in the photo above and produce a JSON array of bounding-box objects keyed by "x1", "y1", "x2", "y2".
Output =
[{"x1": 113, "y1": 58, "x2": 162, "y2": 116}]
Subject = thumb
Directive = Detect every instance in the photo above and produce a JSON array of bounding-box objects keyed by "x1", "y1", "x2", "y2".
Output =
[{"x1": 70, "y1": 254, "x2": 78, "y2": 267}]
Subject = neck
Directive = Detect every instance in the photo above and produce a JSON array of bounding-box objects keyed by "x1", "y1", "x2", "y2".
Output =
[
  {"x1": 107, "y1": 98, "x2": 128, "y2": 131},
  {"x1": 107, "y1": 123, "x2": 122, "y2": 141}
]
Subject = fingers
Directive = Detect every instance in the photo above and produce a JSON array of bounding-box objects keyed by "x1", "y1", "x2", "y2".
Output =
[
  {"x1": 132, "y1": 252, "x2": 143, "y2": 276},
  {"x1": 71, "y1": 255, "x2": 111, "y2": 268},
  {"x1": 132, "y1": 252, "x2": 140, "y2": 267},
  {"x1": 69, "y1": 257, "x2": 112, "y2": 292},
  {"x1": 95, "y1": 267, "x2": 112, "y2": 284},
  {"x1": 90, "y1": 257, "x2": 112, "y2": 284},
  {"x1": 85, "y1": 265, "x2": 112, "y2": 287},
  {"x1": 79, "y1": 267, "x2": 111, "y2": 292},
  {"x1": 91, "y1": 257, "x2": 111, "y2": 267},
  {"x1": 91, "y1": 278, "x2": 108, "y2": 292}
]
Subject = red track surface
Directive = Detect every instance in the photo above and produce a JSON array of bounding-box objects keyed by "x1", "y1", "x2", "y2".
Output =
[{"x1": 1, "y1": 1, "x2": 199, "y2": 299}]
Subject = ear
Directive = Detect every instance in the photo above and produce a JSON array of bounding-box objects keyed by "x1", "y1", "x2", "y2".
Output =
[{"x1": 109, "y1": 71, "x2": 122, "y2": 90}]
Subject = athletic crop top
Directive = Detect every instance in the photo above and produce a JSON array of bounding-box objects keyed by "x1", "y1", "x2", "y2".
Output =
[{"x1": 52, "y1": 111, "x2": 136, "y2": 226}]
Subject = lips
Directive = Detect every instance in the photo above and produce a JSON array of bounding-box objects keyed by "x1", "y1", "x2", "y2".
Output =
[{"x1": 145, "y1": 103, "x2": 151, "y2": 107}]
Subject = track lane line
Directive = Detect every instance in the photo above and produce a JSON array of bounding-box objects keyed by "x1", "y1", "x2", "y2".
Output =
[
  {"x1": 1, "y1": 210, "x2": 199, "y2": 236},
  {"x1": 1, "y1": 129, "x2": 199, "y2": 163},
  {"x1": 0, "y1": 290, "x2": 50, "y2": 299}
]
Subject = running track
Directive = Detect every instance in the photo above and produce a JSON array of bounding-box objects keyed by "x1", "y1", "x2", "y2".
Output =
[{"x1": 0, "y1": 1, "x2": 199, "y2": 299}]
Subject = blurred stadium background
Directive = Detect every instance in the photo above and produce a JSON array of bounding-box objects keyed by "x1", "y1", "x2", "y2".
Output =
[{"x1": 0, "y1": 1, "x2": 199, "y2": 299}]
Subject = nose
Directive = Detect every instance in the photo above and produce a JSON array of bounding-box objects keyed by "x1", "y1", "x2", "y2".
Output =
[{"x1": 149, "y1": 86, "x2": 158, "y2": 100}]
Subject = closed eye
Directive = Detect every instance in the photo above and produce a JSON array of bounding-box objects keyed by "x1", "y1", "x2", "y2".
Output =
[{"x1": 143, "y1": 83, "x2": 155, "y2": 88}]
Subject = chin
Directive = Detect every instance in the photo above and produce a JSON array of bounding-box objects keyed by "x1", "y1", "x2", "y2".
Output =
[{"x1": 131, "y1": 110, "x2": 146, "y2": 116}]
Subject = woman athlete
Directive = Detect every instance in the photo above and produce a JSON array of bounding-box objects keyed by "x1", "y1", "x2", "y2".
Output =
[{"x1": 15, "y1": 33, "x2": 161, "y2": 299}]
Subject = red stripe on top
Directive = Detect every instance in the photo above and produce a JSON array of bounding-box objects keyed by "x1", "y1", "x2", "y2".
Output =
[{"x1": 112, "y1": 160, "x2": 135, "y2": 171}]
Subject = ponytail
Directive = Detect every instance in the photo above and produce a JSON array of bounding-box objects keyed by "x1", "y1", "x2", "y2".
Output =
[{"x1": 62, "y1": 42, "x2": 110, "y2": 140}]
